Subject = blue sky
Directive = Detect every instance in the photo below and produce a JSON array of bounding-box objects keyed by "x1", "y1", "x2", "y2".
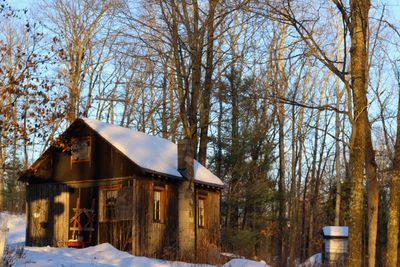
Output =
[
  {"x1": 9, "y1": 0, "x2": 400, "y2": 23},
  {"x1": 8, "y1": 0, "x2": 31, "y2": 9}
]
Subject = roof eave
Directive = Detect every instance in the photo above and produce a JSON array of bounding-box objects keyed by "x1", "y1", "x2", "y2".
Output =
[
  {"x1": 143, "y1": 168, "x2": 225, "y2": 189},
  {"x1": 195, "y1": 180, "x2": 225, "y2": 189}
]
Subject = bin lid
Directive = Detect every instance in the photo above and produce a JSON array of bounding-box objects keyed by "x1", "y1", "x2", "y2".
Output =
[{"x1": 322, "y1": 226, "x2": 348, "y2": 238}]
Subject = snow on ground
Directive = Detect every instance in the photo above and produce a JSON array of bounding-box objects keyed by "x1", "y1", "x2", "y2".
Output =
[
  {"x1": 15, "y1": 243, "x2": 215, "y2": 267},
  {"x1": 0, "y1": 212, "x2": 26, "y2": 246},
  {"x1": 0, "y1": 212, "x2": 270, "y2": 267},
  {"x1": 297, "y1": 253, "x2": 322, "y2": 267},
  {"x1": 14, "y1": 245, "x2": 270, "y2": 267},
  {"x1": 223, "y1": 259, "x2": 271, "y2": 267}
]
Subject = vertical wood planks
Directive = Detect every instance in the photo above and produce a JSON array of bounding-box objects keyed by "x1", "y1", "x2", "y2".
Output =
[{"x1": 26, "y1": 183, "x2": 70, "y2": 247}]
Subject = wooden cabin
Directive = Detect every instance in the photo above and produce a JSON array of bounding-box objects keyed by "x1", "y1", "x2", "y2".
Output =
[
  {"x1": 321, "y1": 226, "x2": 348, "y2": 264},
  {"x1": 20, "y1": 118, "x2": 224, "y2": 262}
]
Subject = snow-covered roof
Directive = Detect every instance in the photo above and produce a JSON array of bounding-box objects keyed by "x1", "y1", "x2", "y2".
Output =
[
  {"x1": 82, "y1": 118, "x2": 224, "y2": 187},
  {"x1": 322, "y1": 226, "x2": 349, "y2": 238}
]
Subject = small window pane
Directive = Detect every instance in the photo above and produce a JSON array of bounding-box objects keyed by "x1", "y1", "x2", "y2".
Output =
[
  {"x1": 198, "y1": 198, "x2": 205, "y2": 227},
  {"x1": 105, "y1": 190, "x2": 117, "y2": 220},
  {"x1": 154, "y1": 191, "x2": 161, "y2": 221}
]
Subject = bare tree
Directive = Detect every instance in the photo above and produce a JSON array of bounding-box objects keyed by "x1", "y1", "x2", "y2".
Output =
[{"x1": 41, "y1": 0, "x2": 118, "y2": 123}]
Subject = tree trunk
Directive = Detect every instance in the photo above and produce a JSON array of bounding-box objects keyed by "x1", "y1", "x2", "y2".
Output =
[
  {"x1": 0, "y1": 156, "x2": 3, "y2": 211},
  {"x1": 215, "y1": 25, "x2": 223, "y2": 179},
  {"x1": 347, "y1": 0, "x2": 370, "y2": 266},
  {"x1": 228, "y1": 67, "x2": 239, "y2": 230},
  {"x1": 277, "y1": 100, "x2": 285, "y2": 265},
  {"x1": 366, "y1": 119, "x2": 378, "y2": 267},
  {"x1": 334, "y1": 105, "x2": 342, "y2": 226},
  {"x1": 288, "y1": 102, "x2": 297, "y2": 267},
  {"x1": 386, "y1": 72, "x2": 400, "y2": 267},
  {"x1": 307, "y1": 109, "x2": 321, "y2": 257},
  {"x1": 161, "y1": 62, "x2": 168, "y2": 138},
  {"x1": 198, "y1": 0, "x2": 217, "y2": 165},
  {"x1": 334, "y1": 19, "x2": 344, "y2": 226},
  {"x1": 292, "y1": 60, "x2": 311, "y2": 263},
  {"x1": 189, "y1": 0, "x2": 202, "y2": 153},
  {"x1": 275, "y1": 23, "x2": 288, "y2": 266}
]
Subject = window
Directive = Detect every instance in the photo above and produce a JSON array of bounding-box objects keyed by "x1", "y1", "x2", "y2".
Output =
[
  {"x1": 198, "y1": 198, "x2": 205, "y2": 227},
  {"x1": 105, "y1": 190, "x2": 118, "y2": 220},
  {"x1": 198, "y1": 192, "x2": 208, "y2": 228},
  {"x1": 154, "y1": 191, "x2": 161, "y2": 221},
  {"x1": 71, "y1": 137, "x2": 91, "y2": 162},
  {"x1": 115, "y1": 187, "x2": 133, "y2": 220},
  {"x1": 153, "y1": 184, "x2": 166, "y2": 223},
  {"x1": 99, "y1": 185, "x2": 122, "y2": 222}
]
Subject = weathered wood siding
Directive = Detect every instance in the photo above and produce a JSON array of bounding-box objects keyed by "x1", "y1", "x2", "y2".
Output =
[
  {"x1": 26, "y1": 178, "x2": 219, "y2": 257},
  {"x1": 26, "y1": 183, "x2": 70, "y2": 246},
  {"x1": 31, "y1": 123, "x2": 142, "y2": 184},
  {"x1": 68, "y1": 185, "x2": 98, "y2": 244},
  {"x1": 196, "y1": 188, "x2": 221, "y2": 262},
  {"x1": 98, "y1": 180, "x2": 133, "y2": 252},
  {"x1": 98, "y1": 221, "x2": 133, "y2": 252},
  {"x1": 134, "y1": 179, "x2": 179, "y2": 258}
]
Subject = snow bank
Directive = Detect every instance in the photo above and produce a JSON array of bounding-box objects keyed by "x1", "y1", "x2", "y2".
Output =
[
  {"x1": 298, "y1": 253, "x2": 322, "y2": 267},
  {"x1": 12, "y1": 242, "x2": 274, "y2": 267},
  {"x1": 0, "y1": 212, "x2": 271, "y2": 267},
  {"x1": 223, "y1": 259, "x2": 271, "y2": 267},
  {"x1": 15, "y1": 243, "x2": 214, "y2": 267},
  {"x1": 0, "y1": 212, "x2": 26, "y2": 245}
]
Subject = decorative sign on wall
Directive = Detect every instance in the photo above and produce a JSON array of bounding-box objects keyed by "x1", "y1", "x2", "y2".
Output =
[{"x1": 71, "y1": 137, "x2": 91, "y2": 162}]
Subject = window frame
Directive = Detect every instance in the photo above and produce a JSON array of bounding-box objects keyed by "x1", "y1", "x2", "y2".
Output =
[
  {"x1": 197, "y1": 191, "x2": 208, "y2": 228},
  {"x1": 153, "y1": 184, "x2": 166, "y2": 223},
  {"x1": 99, "y1": 184, "x2": 122, "y2": 222},
  {"x1": 71, "y1": 136, "x2": 92, "y2": 163}
]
